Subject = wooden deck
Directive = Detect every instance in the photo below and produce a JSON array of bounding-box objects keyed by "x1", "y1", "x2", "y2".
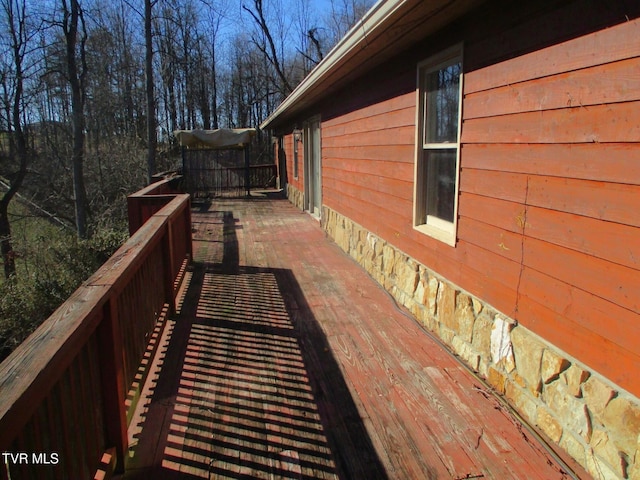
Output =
[{"x1": 121, "y1": 196, "x2": 582, "y2": 480}]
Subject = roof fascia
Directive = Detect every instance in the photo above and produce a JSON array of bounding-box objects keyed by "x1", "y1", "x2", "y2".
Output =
[{"x1": 260, "y1": 0, "x2": 407, "y2": 130}]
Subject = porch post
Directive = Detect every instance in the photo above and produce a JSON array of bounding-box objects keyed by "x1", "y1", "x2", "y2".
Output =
[{"x1": 244, "y1": 146, "x2": 250, "y2": 197}]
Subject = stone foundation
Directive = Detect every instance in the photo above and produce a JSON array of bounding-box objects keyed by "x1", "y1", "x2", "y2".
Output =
[
  {"x1": 319, "y1": 204, "x2": 640, "y2": 480},
  {"x1": 287, "y1": 183, "x2": 304, "y2": 211}
]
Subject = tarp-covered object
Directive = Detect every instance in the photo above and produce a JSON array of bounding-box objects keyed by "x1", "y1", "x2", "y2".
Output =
[{"x1": 174, "y1": 128, "x2": 256, "y2": 149}]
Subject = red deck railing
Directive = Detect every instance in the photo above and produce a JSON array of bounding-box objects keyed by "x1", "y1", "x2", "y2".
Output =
[{"x1": 0, "y1": 177, "x2": 192, "y2": 479}]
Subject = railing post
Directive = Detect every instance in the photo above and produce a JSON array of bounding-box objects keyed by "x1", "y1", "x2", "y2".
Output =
[
  {"x1": 244, "y1": 147, "x2": 250, "y2": 196},
  {"x1": 127, "y1": 196, "x2": 142, "y2": 236},
  {"x1": 185, "y1": 198, "x2": 193, "y2": 261},
  {"x1": 97, "y1": 297, "x2": 128, "y2": 474},
  {"x1": 161, "y1": 223, "x2": 176, "y2": 315}
]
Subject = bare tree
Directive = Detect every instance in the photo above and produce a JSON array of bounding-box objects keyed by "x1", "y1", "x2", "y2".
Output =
[
  {"x1": 326, "y1": 0, "x2": 372, "y2": 42},
  {"x1": 145, "y1": 0, "x2": 157, "y2": 183},
  {"x1": 242, "y1": 0, "x2": 293, "y2": 96},
  {"x1": 292, "y1": 1, "x2": 323, "y2": 78},
  {"x1": 156, "y1": 9, "x2": 178, "y2": 134},
  {"x1": 87, "y1": 2, "x2": 143, "y2": 142},
  {"x1": 60, "y1": 0, "x2": 89, "y2": 238},
  {"x1": 207, "y1": 7, "x2": 222, "y2": 130},
  {"x1": 0, "y1": 0, "x2": 33, "y2": 278}
]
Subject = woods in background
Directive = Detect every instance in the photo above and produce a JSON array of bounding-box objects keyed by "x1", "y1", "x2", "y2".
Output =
[
  {"x1": 0, "y1": 0, "x2": 372, "y2": 257},
  {"x1": 0, "y1": 0, "x2": 372, "y2": 358}
]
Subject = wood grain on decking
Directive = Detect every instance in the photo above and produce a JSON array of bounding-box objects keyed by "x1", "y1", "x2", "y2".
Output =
[{"x1": 122, "y1": 197, "x2": 579, "y2": 480}]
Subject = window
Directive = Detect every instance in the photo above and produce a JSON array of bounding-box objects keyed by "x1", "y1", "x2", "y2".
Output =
[
  {"x1": 414, "y1": 45, "x2": 463, "y2": 246},
  {"x1": 293, "y1": 129, "x2": 301, "y2": 179}
]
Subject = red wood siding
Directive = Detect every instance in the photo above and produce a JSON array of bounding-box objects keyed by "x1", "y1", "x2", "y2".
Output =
[
  {"x1": 459, "y1": 16, "x2": 640, "y2": 395},
  {"x1": 321, "y1": 92, "x2": 416, "y2": 234},
  {"x1": 306, "y1": 9, "x2": 640, "y2": 396},
  {"x1": 281, "y1": 133, "x2": 304, "y2": 193}
]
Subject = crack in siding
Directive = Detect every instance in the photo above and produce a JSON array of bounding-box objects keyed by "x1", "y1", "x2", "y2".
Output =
[{"x1": 513, "y1": 175, "x2": 531, "y2": 319}]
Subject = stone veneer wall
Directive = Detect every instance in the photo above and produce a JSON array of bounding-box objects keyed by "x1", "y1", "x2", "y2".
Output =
[
  {"x1": 287, "y1": 183, "x2": 304, "y2": 211},
  {"x1": 305, "y1": 197, "x2": 640, "y2": 480}
]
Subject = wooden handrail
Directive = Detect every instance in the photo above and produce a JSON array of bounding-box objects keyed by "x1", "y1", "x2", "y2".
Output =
[
  {"x1": 127, "y1": 175, "x2": 186, "y2": 235},
  {"x1": 0, "y1": 184, "x2": 192, "y2": 479}
]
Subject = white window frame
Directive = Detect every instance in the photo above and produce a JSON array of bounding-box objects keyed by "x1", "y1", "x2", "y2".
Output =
[
  {"x1": 293, "y1": 129, "x2": 301, "y2": 179},
  {"x1": 413, "y1": 44, "x2": 463, "y2": 247}
]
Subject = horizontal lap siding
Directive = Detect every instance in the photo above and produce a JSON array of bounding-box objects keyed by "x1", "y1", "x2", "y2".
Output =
[
  {"x1": 463, "y1": 100, "x2": 640, "y2": 144},
  {"x1": 462, "y1": 143, "x2": 640, "y2": 185},
  {"x1": 322, "y1": 93, "x2": 523, "y2": 314},
  {"x1": 307, "y1": 4, "x2": 639, "y2": 395},
  {"x1": 464, "y1": 56, "x2": 640, "y2": 119},
  {"x1": 464, "y1": 16, "x2": 640, "y2": 95},
  {"x1": 320, "y1": 90, "x2": 521, "y2": 312},
  {"x1": 283, "y1": 133, "x2": 304, "y2": 192},
  {"x1": 460, "y1": 17, "x2": 640, "y2": 395},
  {"x1": 321, "y1": 92, "x2": 415, "y2": 236}
]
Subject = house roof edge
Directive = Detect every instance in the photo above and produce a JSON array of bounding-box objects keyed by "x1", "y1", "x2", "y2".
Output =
[{"x1": 260, "y1": 0, "x2": 408, "y2": 131}]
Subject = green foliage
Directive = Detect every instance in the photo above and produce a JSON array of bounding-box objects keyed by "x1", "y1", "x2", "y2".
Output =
[
  {"x1": 0, "y1": 281, "x2": 52, "y2": 360},
  {"x1": 0, "y1": 202, "x2": 127, "y2": 362}
]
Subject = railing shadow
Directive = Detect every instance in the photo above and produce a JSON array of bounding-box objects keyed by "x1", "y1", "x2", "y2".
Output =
[{"x1": 124, "y1": 209, "x2": 388, "y2": 479}]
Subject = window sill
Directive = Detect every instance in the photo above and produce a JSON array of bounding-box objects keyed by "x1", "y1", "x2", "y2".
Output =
[{"x1": 413, "y1": 223, "x2": 456, "y2": 247}]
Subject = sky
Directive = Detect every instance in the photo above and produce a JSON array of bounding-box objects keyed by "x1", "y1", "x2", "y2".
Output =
[{"x1": 215, "y1": 0, "x2": 377, "y2": 51}]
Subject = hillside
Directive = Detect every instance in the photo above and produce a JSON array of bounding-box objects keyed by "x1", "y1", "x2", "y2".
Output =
[{"x1": 0, "y1": 198, "x2": 126, "y2": 361}]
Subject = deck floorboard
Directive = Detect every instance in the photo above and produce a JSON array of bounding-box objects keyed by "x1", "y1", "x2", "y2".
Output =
[{"x1": 122, "y1": 196, "x2": 582, "y2": 479}]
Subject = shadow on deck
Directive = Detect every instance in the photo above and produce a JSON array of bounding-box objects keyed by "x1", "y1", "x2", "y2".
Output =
[
  {"x1": 123, "y1": 202, "x2": 385, "y2": 479},
  {"x1": 122, "y1": 197, "x2": 580, "y2": 480}
]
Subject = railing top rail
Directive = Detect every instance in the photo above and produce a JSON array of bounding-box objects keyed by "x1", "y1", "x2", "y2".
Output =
[{"x1": 130, "y1": 175, "x2": 183, "y2": 198}]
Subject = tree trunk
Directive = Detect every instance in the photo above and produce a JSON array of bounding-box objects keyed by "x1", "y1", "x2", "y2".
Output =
[
  {"x1": 211, "y1": 38, "x2": 219, "y2": 130},
  {"x1": 243, "y1": 0, "x2": 293, "y2": 96},
  {"x1": 0, "y1": 127, "x2": 27, "y2": 279},
  {"x1": 0, "y1": 121, "x2": 27, "y2": 280},
  {"x1": 0, "y1": 0, "x2": 30, "y2": 278},
  {"x1": 0, "y1": 204, "x2": 15, "y2": 279},
  {"x1": 145, "y1": 0, "x2": 156, "y2": 184},
  {"x1": 63, "y1": 0, "x2": 89, "y2": 239}
]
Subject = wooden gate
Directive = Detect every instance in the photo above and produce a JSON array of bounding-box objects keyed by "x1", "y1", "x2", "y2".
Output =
[{"x1": 182, "y1": 148, "x2": 276, "y2": 198}]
